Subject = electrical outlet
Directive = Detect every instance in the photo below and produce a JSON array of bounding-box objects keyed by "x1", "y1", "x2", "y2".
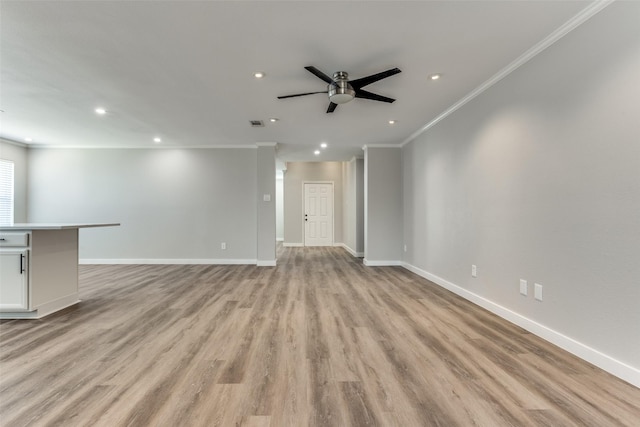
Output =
[
  {"x1": 520, "y1": 279, "x2": 528, "y2": 296},
  {"x1": 404, "y1": 244, "x2": 407, "y2": 252},
  {"x1": 221, "y1": 242, "x2": 227, "y2": 250},
  {"x1": 471, "y1": 265, "x2": 477, "y2": 278},
  {"x1": 534, "y1": 283, "x2": 543, "y2": 301}
]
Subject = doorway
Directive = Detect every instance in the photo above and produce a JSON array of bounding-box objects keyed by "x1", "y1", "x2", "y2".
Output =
[{"x1": 304, "y1": 182, "x2": 334, "y2": 246}]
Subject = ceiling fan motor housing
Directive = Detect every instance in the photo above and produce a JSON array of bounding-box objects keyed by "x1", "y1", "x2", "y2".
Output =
[
  {"x1": 328, "y1": 71, "x2": 355, "y2": 104},
  {"x1": 277, "y1": 66, "x2": 400, "y2": 112}
]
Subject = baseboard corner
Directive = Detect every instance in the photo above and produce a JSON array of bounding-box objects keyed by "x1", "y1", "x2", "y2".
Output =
[
  {"x1": 363, "y1": 259, "x2": 402, "y2": 267},
  {"x1": 335, "y1": 243, "x2": 364, "y2": 258}
]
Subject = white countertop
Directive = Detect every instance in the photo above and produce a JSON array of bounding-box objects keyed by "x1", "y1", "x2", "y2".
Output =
[{"x1": 0, "y1": 223, "x2": 120, "y2": 231}]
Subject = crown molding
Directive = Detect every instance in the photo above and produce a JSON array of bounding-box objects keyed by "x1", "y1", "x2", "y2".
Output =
[
  {"x1": 0, "y1": 137, "x2": 28, "y2": 148},
  {"x1": 25, "y1": 144, "x2": 259, "y2": 150},
  {"x1": 401, "y1": 0, "x2": 614, "y2": 147},
  {"x1": 362, "y1": 144, "x2": 401, "y2": 151}
]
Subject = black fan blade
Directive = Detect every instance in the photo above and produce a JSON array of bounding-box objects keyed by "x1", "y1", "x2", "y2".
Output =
[
  {"x1": 305, "y1": 66, "x2": 333, "y2": 84},
  {"x1": 278, "y1": 91, "x2": 327, "y2": 99},
  {"x1": 326, "y1": 102, "x2": 338, "y2": 113},
  {"x1": 354, "y1": 89, "x2": 395, "y2": 103},
  {"x1": 350, "y1": 68, "x2": 401, "y2": 89}
]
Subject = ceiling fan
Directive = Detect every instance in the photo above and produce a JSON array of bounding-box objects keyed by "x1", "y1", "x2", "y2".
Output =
[{"x1": 278, "y1": 66, "x2": 401, "y2": 113}]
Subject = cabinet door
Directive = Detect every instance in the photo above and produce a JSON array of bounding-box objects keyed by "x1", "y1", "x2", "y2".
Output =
[{"x1": 0, "y1": 250, "x2": 28, "y2": 310}]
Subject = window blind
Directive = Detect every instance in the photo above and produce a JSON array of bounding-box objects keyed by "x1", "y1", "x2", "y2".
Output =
[{"x1": 0, "y1": 159, "x2": 15, "y2": 226}]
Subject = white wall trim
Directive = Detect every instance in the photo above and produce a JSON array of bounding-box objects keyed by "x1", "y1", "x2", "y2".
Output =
[
  {"x1": 0, "y1": 138, "x2": 28, "y2": 148},
  {"x1": 0, "y1": 310, "x2": 38, "y2": 320},
  {"x1": 400, "y1": 0, "x2": 615, "y2": 147},
  {"x1": 257, "y1": 259, "x2": 277, "y2": 267},
  {"x1": 401, "y1": 262, "x2": 640, "y2": 388},
  {"x1": 363, "y1": 259, "x2": 402, "y2": 267},
  {"x1": 256, "y1": 142, "x2": 278, "y2": 147},
  {"x1": 80, "y1": 258, "x2": 257, "y2": 265},
  {"x1": 362, "y1": 144, "x2": 401, "y2": 151},
  {"x1": 33, "y1": 293, "x2": 81, "y2": 318},
  {"x1": 1, "y1": 293, "x2": 81, "y2": 320},
  {"x1": 283, "y1": 242, "x2": 304, "y2": 247},
  {"x1": 276, "y1": 237, "x2": 284, "y2": 242},
  {"x1": 27, "y1": 144, "x2": 258, "y2": 150},
  {"x1": 335, "y1": 243, "x2": 364, "y2": 258}
]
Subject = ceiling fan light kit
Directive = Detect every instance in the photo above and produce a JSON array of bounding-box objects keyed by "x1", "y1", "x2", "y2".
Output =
[
  {"x1": 328, "y1": 71, "x2": 356, "y2": 104},
  {"x1": 278, "y1": 66, "x2": 401, "y2": 113}
]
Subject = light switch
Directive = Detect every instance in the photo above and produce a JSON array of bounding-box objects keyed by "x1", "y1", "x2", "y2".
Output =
[
  {"x1": 534, "y1": 283, "x2": 543, "y2": 301},
  {"x1": 263, "y1": 194, "x2": 271, "y2": 202},
  {"x1": 520, "y1": 279, "x2": 528, "y2": 296}
]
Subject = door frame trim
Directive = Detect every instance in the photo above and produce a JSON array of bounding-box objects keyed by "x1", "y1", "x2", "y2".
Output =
[{"x1": 302, "y1": 181, "x2": 335, "y2": 247}]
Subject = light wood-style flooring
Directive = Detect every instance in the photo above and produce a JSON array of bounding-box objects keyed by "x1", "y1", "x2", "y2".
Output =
[{"x1": 1, "y1": 246, "x2": 639, "y2": 426}]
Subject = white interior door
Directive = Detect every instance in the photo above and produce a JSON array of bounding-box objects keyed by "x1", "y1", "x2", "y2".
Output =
[{"x1": 304, "y1": 183, "x2": 333, "y2": 246}]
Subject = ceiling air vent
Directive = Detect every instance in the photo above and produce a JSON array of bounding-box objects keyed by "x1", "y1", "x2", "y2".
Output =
[{"x1": 250, "y1": 120, "x2": 264, "y2": 127}]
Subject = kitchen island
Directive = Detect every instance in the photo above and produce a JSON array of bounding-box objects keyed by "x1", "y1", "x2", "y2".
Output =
[{"x1": 0, "y1": 223, "x2": 119, "y2": 319}]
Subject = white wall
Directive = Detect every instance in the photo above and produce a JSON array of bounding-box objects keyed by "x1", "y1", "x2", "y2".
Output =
[
  {"x1": 256, "y1": 145, "x2": 276, "y2": 265},
  {"x1": 275, "y1": 175, "x2": 284, "y2": 241},
  {"x1": 0, "y1": 139, "x2": 28, "y2": 222},
  {"x1": 283, "y1": 162, "x2": 343, "y2": 246},
  {"x1": 354, "y1": 159, "x2": 364, "y2": 255},
  {"x1": 364, "y1": 147, "x2": 402, "y2": 265},
  {"x1": 402, "y1": 2, "x2": 640, "y2": 384},
  {"x1": 28, "y1": 147, "x2": 258, "y2": 262},
  {"x1": 342, "y1": 157, "x2": 364, "y2": 256}
]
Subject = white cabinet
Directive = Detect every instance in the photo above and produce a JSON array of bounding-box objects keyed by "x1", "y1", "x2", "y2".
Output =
[
  {"x1": 0, "y1": 232, "x2": 30, "y2": 311},
  {"x1": 1, "y1": 228, "x2": 83, "y2": 318},
  {"x1": 0, "y1": 223, "x2": 119, "y2": 319},
  {"x1": 0, "y1": 228, "x2": 80, "y2": 318},
  {"x1": 0, "y1": 250, "x2": 28, "y2": 310}
]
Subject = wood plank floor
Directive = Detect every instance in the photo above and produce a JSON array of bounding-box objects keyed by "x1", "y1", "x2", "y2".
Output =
[{"x1": 1, "y1": 246, "x2": 639, "y2": 426}]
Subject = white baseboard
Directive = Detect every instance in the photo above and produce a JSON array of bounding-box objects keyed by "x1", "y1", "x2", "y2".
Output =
[
  {"x1": 276, "y1": 237, "x2": 284, "y2": 242},
  {"x1": 335, "y1": 243, "x2": 364, "y2": 258},
  {"x1": 0, "y1": 293, "x2": 81, "y2": 319},
  {"x1": 283, "y1": 242, "x2": 304, "y2": 247},
  {"x1": 257, "y1": 260, "x2": 276, "y2": 267},
  {"x1": 363, "y1": 259, "x2": 402, "y2": 267},
  {"x1": 80, "y1": 258, "x2": 257, "y2": 265},
  {"x1": 401, "y1": 262, "x2": 640, "y2": 389},
  {"x1": 35, "y1": 293, "x2": 81, "y2": 318}
]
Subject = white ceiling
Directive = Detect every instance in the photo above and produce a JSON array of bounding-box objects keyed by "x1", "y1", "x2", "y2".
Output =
[{"x1": 0, "y1": 1, "x2": 590, "y2": 162}]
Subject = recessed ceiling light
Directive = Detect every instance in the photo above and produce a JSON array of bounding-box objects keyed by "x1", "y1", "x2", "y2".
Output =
[
  {"x1": 95, "y1": 107, "x2": 107, "y2": 115},
  {"x1": 314, "y1": 150, "x2": 320, "y2": 155},
  {"x1": 430, "y1": 74, "x2": 441, "y2": 80},
  {"x1": 320, "y1": 143, "x2": 328, "y2": 149},
  {"x1": 254, "y1": 72, "x2": 264, "y2": 79},
  {"x1": 25, "y1": 137, "x2": 33, "y2": 142},
  {"x1": 153, "y1": 137, "x2": 162, "y2": 143},
  {"x1": 388, "y1": 120, "x2": 396, "y2": 125},
  {"x1": 269, "y1": 118, "x2": 278, "y2": 122}
]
